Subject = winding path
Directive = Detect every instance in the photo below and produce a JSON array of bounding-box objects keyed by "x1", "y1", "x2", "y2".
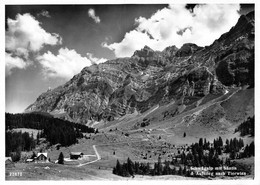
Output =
[
  {"x1": 76, "y1": 89, "x2": 240, "y2": 167},
  {"x1": 77, "y1": 145, "x2": 101, "y2": 167}
]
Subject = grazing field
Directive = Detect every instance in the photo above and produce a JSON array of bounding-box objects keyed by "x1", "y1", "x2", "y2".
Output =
[
  {"x1": 6, "y1": 127, "x2": 254, "y2": 180},
  {"x1": 6, "y1": 162, "x2": 210, "y2": 180},
  {"x1": 6, "y1": 88, "x2": 254, "y2": 180}
]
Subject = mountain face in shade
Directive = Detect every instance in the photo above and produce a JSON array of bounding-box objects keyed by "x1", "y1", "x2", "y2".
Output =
[
  {"x1": 25, "y1": 11, "x2": 254, "y2": 125},
  {"x1": 175, "y1": 43, "x2": 203, "y2": 57}
]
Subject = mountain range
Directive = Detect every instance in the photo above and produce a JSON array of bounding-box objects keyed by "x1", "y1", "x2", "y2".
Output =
[{"x1": 25, "y1": 11, "x2": 254, "y2": 135}]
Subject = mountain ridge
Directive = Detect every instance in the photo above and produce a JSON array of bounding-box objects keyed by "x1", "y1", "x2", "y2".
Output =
[{"x1": 25, "y1": 11, "x2": 254, "y2": 128}]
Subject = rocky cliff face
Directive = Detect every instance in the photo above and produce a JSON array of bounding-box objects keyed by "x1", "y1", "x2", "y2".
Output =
[{"x1": 26, "y1": 11, "x2": 254, "y2": 125}]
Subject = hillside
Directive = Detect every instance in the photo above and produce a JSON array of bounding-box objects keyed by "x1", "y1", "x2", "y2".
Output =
[{"x1": 5, "y1": 112, "x2": 96, "y2": 162}]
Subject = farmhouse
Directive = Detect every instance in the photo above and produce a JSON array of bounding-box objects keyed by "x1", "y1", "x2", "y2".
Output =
[
  {"x1": 70, "y1": 152, "x2": 84, "y2": 159},
  {"x1": 36, "y1": 153, "x2": 48, "y2": 163},
  {"x1": 5, "y1": 157, "x2": 14, "y2": 167}
]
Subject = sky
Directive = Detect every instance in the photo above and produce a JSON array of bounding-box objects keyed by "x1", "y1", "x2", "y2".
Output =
[{"x1": 5, "y1": 4, "x2": 254, "y2": 113}]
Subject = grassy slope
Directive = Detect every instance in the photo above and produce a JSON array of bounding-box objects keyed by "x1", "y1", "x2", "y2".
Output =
[
  {"x1": 221, "y1": 88, "x2": 254, "y2": 123},
  {"x1": 6, "y1": 88, "x2": 254, "y2": 180}
]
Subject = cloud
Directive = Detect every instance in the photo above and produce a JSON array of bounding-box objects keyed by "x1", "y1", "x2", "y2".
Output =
[
  {"x1": 5, "y1": 13, "x2": 62, "y2": 76},
  {"x1": 5, "y1": 52, "x2": 27, "y2": 76},
  {"x1": 88, "y1": 8, "x2": 101, "y2": 23},
  {"x1": 103, "y1": 4, "x2": 240, "y2": 58},
  {"x1": 6, "y1": 13, "x2": 61, "y2": 57},
  {"x1": 37, "y1": 10, "x2": 51, "y2": 18},
  {"x1": 102, "y1": 30, "x2": 157, "y2": 58},
  {"x1": 86, "y1": 53, "x2": 107, "y2": 64},
  {"x1": 37, "y1": 48, "x2": 107, "y2": 79}
]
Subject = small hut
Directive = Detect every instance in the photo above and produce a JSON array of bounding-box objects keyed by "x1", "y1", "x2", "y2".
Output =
[
  {"x1": 70, "y1": 152, "x2": 84, "y2": 159},
  {"x1": 5, "y1": 157, "x2": 14, "y2": 168},
  {"x1": 36, "y1": 153, "x2": 48, "y2": 163}
]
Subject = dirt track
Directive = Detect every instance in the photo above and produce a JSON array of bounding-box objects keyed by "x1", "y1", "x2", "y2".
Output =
[{"x1": 77, "y1": 145, "x2": 101, "y2": 167}]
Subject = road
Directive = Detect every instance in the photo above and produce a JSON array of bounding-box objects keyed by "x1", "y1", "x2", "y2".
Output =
[
  {"x1": 77, "y1": 145, "x2": 101, "y2": 167},
  {"x1": 77, "y1": 139, "x2": 154, "y2": 167}
]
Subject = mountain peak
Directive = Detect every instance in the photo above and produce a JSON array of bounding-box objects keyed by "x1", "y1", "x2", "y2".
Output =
[
  {"x1": 216, "y1": 10, "x2": 254, "y2": 46},
  {"x1": 161, "y1": 45, "x2": 179, "y2": 58},
  {"x1": 175, "y1": 43, "x2": 203, "y2": 57},
  {"x1": 143, "y1": 45, "x2": 153, "y2": 51},
  {"x1": 132, "y1": 45, "x2": 155, "y2": 58},
  {"x1": 245, "y1": 11, "x2": 254, "y2": 21}
]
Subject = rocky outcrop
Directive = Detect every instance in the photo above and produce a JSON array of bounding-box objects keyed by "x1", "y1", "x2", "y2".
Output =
[
  {"x1": 175, "y1": 43, "x2": 203, "y2": 57},
  {"x1": 213, "y1": 11, "x2": 254, "y2": 87},
  {"x1": 132, "y1": 45, "x2": 155, "y2": 58},
  {"x1": 162, "y1": 45, "x2": 179, "y2": 57},
  {"x1": 25, "y1": 11, "x2": 254, "y2": 124}
]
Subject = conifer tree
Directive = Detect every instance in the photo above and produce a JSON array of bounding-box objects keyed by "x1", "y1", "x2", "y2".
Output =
[
  {"x1": 249, "y1": 141, "x2": 254, "y2": 156},
  {"x1": 58, "y1": 152, "x2": 64, "y2": 164},
  {"x1": 203, "y1": 138, "x2": 207, "y2": 149},
  {"x1": 178, "y1": 166, "x2": 183, "y2": 175},
  {"x1": 218, "y1": 136, "x2": 223, "y2": 147},
  {"x1": 146, "y1": 162, "x2": 151, "y2": 175},
  {"x1": 199, "y1": 138, "x2": 203, "y2": 147},
  {"x1": 225, "y1": 139, "x2": 230, "y2": 153},
  {"x1": 127, "y1": 157, "x2": 134, "y2": 176},
  {"x1": 134, "y1": 161, "x2": 139, "y2": 174},
  {"x1": 115, "y1": 160, "x2": 122, "y2": 176}
]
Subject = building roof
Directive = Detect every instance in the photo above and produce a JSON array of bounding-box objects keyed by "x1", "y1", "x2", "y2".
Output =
[
  {"x1": 5, "y1": 157, "x2": 12, "y2": 162},
  {"x1": 37, "y1": 153, "x2": 47, "y2": 158},
  {"x1": 26, "y1": 158, "x2": 34, "y2": 162},
  {"x1": 70, "y1": 152, "x2": 83, "y2": 155}
]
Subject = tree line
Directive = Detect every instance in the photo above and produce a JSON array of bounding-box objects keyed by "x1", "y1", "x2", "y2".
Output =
[
  {"x1": 6, "y1": 112, "x2": 95, "y2": 133},
  {"x1": 6, "y1": 113, "x2": 96, "y2": 146},
  {"x1": 113, "y1": 136, "x2": 254, "y2": 178},
  {"x1": 235, "y1": 116, "x2": 254, "y2": 137},
  {"x1": 6, "y1": 112, "x2": 97, "y2": 161},
  {"x1": 6, "y1": 131, "x2": 36, "y2": 162},
  {"x1": 113, "y1": 157, "x2": 191, "y2": 177}
]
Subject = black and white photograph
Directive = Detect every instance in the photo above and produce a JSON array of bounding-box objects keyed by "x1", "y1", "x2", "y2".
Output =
[{"x1": 3, "y1": 0, "x2": 258, "y2": 183}]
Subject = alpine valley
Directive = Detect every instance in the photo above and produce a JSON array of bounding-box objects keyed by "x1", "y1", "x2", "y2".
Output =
[{"x1": 6, "y1": 11, "x2": 255, "y2": 180}]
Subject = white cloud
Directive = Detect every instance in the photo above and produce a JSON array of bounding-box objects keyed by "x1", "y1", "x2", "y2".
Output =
[
  {"x1": 88, "y1": 8, "x2": 101, "y2": 23},
  {"x1": 5, "y1": 52, "x2": 27, "y2": 76},
  {"x1": 86, "y1": 53, "x2": 107, "y2": 64},
  {"x1": 102, "y1": 30, "x2": 157, "y2": 58},
  {"x1": 5, "y1": 13, "x2": 62, "y2": 76},
  {"x1": 103, "y1": 4, "x2": 240, "y2": 58},
  {"x1": 37, "y1": 10, "x2": 51, "y2": 18},
  {"x1": 37, "y1": 48, "x2": 107, "y2": 79},
  {"x1": 6, "y1": 13, "x2": 61, "y2": 57}
]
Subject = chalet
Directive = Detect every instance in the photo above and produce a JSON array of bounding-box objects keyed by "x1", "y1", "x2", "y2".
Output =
[
  {"x1": 70, "y1": 152, "x2": 84, "y2": 159},
  {"x1": 36, "y1": 153, "x2": 48, "y2": 163},
  {"x1": 26, "y1": 158, "x2": 35, "y2": 163},
  {"x1": 5, "y1": 157, "x2": 14, "y2": 167}
]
